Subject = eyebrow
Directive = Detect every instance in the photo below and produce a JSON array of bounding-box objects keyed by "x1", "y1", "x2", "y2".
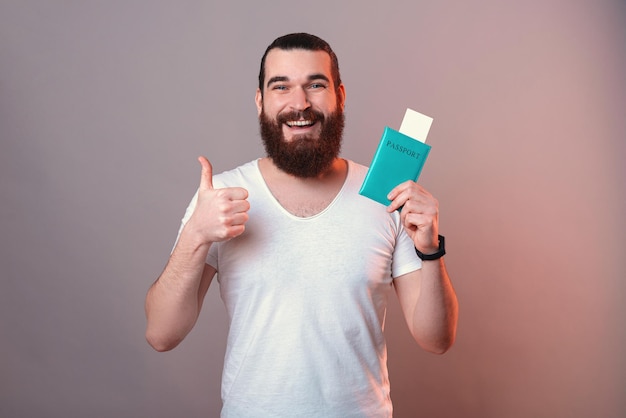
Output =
[{"x1": 266, "y1": 73, "x2": 331, "y2": 88}]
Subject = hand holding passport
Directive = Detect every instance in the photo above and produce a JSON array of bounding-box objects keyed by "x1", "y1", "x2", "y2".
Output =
[{"x1": 359, "y1": 109, "x2": 434, "y2": 206}]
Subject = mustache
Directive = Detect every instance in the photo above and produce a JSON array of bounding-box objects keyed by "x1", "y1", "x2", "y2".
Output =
[{"x1": 276, "y1": 109, "x2": 324, "y2": 124}]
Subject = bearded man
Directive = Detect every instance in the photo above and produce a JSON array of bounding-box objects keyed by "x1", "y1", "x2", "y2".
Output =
[{"x1": 145, "y1": 33, "x2": 458, "y2": 418}]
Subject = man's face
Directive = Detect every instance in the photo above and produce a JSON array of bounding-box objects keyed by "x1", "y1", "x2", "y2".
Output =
[{"x1": 255, "y1": 49, "x2": 346, "y2": 178}]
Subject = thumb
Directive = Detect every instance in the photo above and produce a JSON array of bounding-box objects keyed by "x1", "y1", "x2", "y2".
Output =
[{"x1": 197, "y1": 156, "x2": 214, "y2": 190}]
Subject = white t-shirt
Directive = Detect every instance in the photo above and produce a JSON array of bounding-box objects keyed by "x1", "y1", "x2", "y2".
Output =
[{"x1": 178, "y1": 159, "x2": 421, "y2": 417}]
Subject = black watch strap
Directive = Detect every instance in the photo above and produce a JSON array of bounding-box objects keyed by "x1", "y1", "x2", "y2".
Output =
[{"x1": 415, "y1": 235, "x2": 446, "y2": 260}]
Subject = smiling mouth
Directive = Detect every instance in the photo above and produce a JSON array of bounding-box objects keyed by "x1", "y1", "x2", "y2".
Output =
[{"x1": 285, "y1": 120, "x2": 315, "y2": 128}]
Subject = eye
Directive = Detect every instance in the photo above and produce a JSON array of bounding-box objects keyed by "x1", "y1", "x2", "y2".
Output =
[
  {"x1": 309, "y1": 83, "x2": 326, "y2": 90},
  {"x1": 272, "y1": 84, "x2": 288, "y2": 91}
]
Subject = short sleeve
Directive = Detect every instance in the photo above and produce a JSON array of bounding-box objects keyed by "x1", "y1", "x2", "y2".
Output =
[{"x1": 390, "y1": 218, "x2": 422, "y2": 278}]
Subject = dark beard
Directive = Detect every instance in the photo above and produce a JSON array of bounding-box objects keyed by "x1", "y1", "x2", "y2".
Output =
[{"x1": 259, "y1": 107, "x2": 344, "y2": 178}]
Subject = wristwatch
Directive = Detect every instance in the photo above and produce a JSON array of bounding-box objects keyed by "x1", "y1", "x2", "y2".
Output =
[{"x1": 415, "y1": 235, "x2": 446, "y2": 260}]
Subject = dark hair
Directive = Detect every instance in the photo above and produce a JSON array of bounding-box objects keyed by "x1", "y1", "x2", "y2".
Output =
[{"x1": 258, "y1": 33, "x2": 342, "y2": 94}]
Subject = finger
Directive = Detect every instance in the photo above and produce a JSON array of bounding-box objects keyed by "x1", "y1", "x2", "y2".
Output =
[
  {"x1": 387, "y1": 198, "x2": 405, "y2": 213},
  {"x1": 387, "y1": 182, "x2": 407, "y2": 201},
  {"x1": 216, "y1": 197, "x2": 250, "y2": 217},
  {"x1": 228, "y1": 187, "x2": 249, "y2": 201},
  {"x1": 230, "y1": 197, "x2": 251, "y2": 214},
  {"x1": 198, "y1": 156, "x2": 214, "y2": 190},
  {"x1": 225, "y1": 224, "x2": 246, "y2": 239},
  {"x1": 228, "y1": 211, "x2": 250, "y2": 226},
  {"x1": 404, "y1": 211, "x2": 430, "y2": 230},
  {"x1": 386, "y1": 181, "x2": 417, "y2": 212},
  {"x1": 387, "y1": 188, "x2": 411, "y2": 212},
  {"x1": 215, "y1": 187, "x2": 249, "y2": 202}
]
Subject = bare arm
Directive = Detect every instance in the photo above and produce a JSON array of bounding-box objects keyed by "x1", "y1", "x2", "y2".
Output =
[
  {"x1": 145, "y1": 236, "x2": 216, "y2": 352},
  {"x1": 144, "y1": 157, "x2": 249, "y2": 351},
  {"x1": 387, "y1": 181, "x2": 459, "y2": 354},
  {"x1": 393, "y1": 259, "x2": 458, "y2": 354}
]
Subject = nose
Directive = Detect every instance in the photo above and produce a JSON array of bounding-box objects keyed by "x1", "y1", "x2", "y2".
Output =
[{"x1": 290, "y1": 87, "x2": 310, "y2": 111}]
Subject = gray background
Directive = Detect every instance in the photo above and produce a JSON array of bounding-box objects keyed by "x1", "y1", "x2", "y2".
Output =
[{"x1": 1, "y1": 1, "x2": 625, "y2": 417}]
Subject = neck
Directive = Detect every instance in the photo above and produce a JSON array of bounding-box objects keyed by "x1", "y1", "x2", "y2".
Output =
[{"x1": 258, "y1": 157, "x2": 349, "y2": 218}]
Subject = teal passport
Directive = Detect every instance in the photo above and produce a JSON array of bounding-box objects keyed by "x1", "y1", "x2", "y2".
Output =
[{"x1": 359, "y1": 126, "x2": 431, "y2": 206}]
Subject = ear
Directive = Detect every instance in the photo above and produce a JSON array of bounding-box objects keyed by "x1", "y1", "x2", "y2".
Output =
[
  {"x1": 255, "y1": 88, "x2": 263, "y2": 116},
  {"x1": 336, "y1": 84, "x2": 346, "y2": 110}
]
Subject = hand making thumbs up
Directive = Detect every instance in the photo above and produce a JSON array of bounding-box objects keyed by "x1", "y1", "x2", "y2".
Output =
[{"x1": 187, "y1": 156, "x2": 250, "y2": 243}]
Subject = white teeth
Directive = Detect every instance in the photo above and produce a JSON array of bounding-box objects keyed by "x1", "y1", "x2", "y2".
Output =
[{"x1": 286, "y1": 120, "x2": 313, "y2": 127}]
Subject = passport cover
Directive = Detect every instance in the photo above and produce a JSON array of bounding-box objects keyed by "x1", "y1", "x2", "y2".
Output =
[{"x1": 359, "y1": 109, "x2": 433, "y2": 206}]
